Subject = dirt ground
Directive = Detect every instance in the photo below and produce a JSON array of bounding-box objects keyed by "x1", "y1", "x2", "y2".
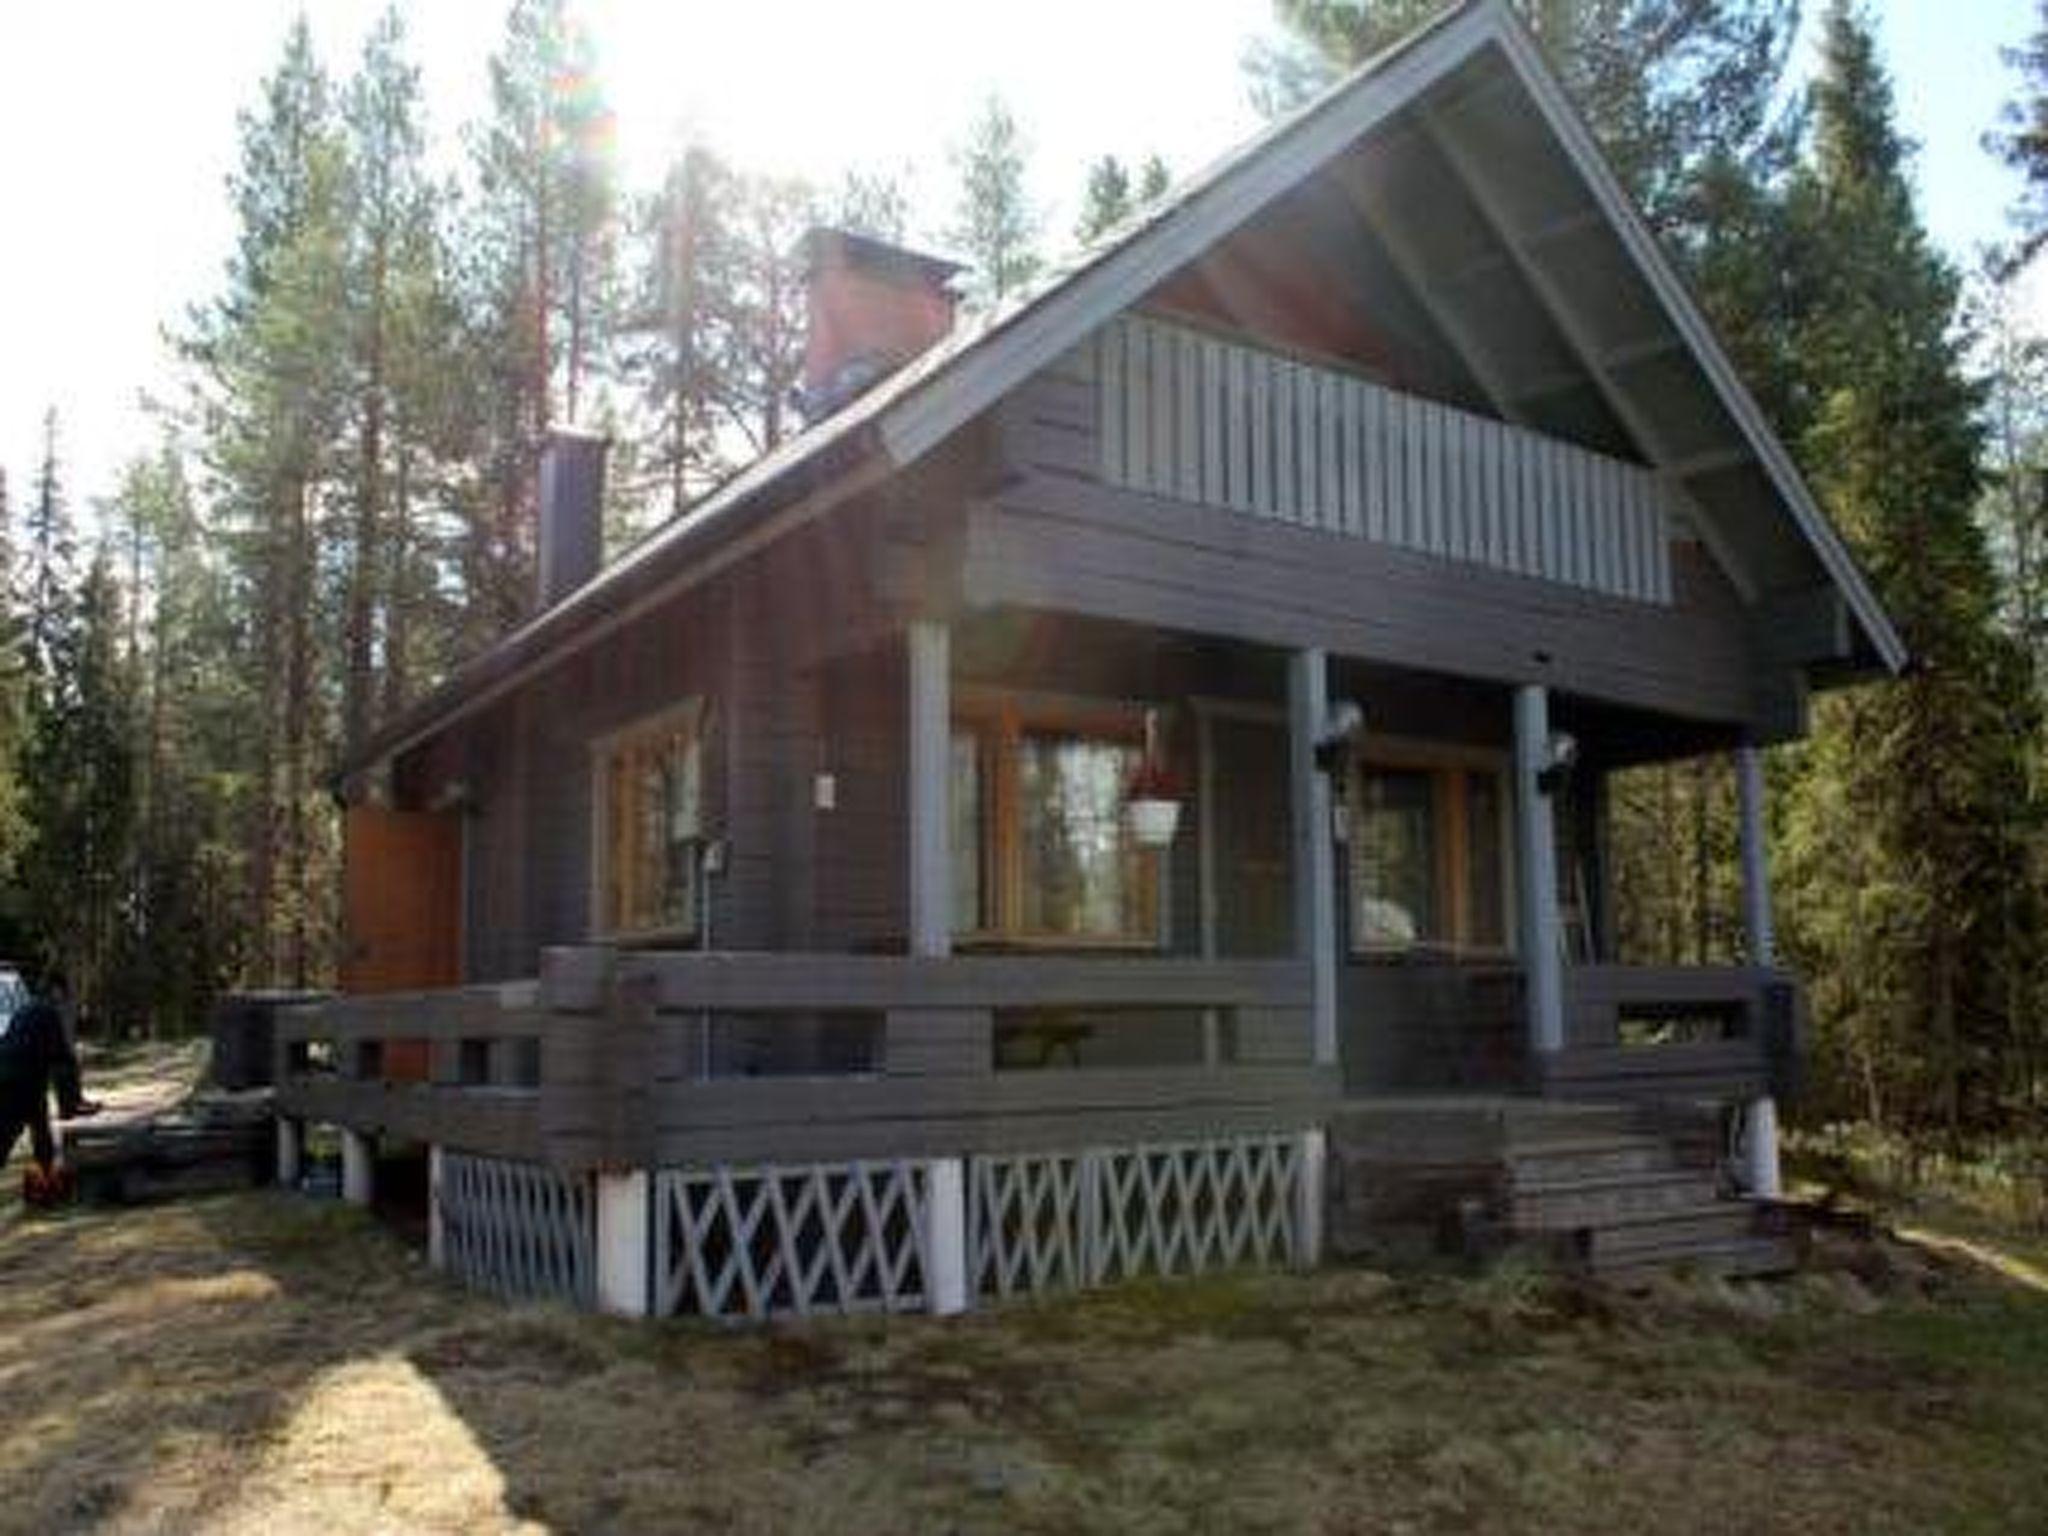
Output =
[{"x1": 5, "y1": 1053, "x2": 2048, "y2": 1534}]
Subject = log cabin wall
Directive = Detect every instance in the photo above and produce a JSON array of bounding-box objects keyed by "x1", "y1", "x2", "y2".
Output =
[
  {"x1": 390, "y1": 497, "x2": 920, "y2": 981},
  {"x1": 988, "y1": 322, "x2": 1766, "y2": 733}
]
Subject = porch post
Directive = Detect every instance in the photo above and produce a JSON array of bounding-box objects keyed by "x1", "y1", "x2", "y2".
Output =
[
  {"x1": 427, "y1": 1145, "x2": 447, "y2": 1271},
  {"x1": 1288, "y1": 648, "x2": 1338, "y2": 1066},
  {"x1": 1514, "y1": 684, "x2": 1565, "y2": 1056},
  {"x1": 275, "y1": 1116, "x2": 302, "y2": 1191},
  {"x1": 907, "y1": 619, "x2": 952, "y2": 959},
  {"x1": 340, "y1": 1127, "x2": 375, "y2": 1207},
  {"x1": 924, "y1": 1156, "x2": 971, "y2": 1315},
  {"x1": 1735, "y1": 742, "x2": 1783, "y2": 1198},
  {"x1": 594, "y1": 1169, "x2": 653, "y2": 1317},
  {"x1": 1736, "y1": 743, "x2": 1775, "y2": 967}
]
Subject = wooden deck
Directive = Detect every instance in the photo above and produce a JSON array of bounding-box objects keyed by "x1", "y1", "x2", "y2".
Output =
[{"x1": 275, "y1": 951, "x2": 1791, "y2": 1175}]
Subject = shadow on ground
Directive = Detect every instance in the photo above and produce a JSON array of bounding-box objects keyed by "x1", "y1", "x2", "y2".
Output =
[{"x1": 5, "y1": 1188, "x2": 2048, "y2": 1535}]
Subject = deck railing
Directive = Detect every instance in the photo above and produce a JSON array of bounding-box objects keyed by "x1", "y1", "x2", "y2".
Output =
[
  {"x1": 1543, "y1": 963, "x2": 1798, "y2": 1104},
  {"x1": 274, "y1": 951, "x2": 1332, "y2": 1174}
]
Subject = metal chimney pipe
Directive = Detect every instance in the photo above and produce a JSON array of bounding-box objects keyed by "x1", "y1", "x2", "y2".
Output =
[{"x1": 538, "y1": 428, "x2": 607, "y2": 609}]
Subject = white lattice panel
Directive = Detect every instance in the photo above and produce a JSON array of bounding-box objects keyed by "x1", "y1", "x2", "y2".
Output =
[
  {"x1": 971, "y1": 1151, "x2": 1088, "y2": 1298},
  {"x1": 439, "y1": 1152, "x2": 595, "y2": 1307},
  {"x1": 971, "y1": 1133, "x2": 1303, "y2": 1297},
  {"x1": 654, "y1": 1160, "x2": 931, "y2": 1320},
  {"x1": 1093, "y1": 1136, "x2": 1300, "y2": 1282}
]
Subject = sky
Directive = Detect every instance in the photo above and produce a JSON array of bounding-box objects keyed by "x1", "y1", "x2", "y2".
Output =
[{"x1": 0, "y1": 0, "x2": 2038, "y2": 519}]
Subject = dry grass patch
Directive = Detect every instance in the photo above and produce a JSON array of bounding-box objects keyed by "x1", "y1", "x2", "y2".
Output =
[{"x1": 3, "y1": 1186, "x2": 2048, "y2": 1534}]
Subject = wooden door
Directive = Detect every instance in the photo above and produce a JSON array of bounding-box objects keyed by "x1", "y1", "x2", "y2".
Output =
[{"x1": 342, "y1": 807, "x2": 463, "y2": 997}]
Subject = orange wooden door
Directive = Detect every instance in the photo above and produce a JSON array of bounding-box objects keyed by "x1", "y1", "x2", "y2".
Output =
[{"x1": 342, "y1": 807, "x2": 463, "y2": 997}]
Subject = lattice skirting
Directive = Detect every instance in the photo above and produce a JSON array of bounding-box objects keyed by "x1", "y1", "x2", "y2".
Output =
[
  {"x1": 654, "y1": 1160, "x2": 933, "y2": 1320},
  {"x1": 645, "y1": 1132, "x2": 1306, "y2": 1321},
  {"x1": 439, "y1": 1152, "x2": 595, "y2": 1307},
  {"x1": 972, "y1": 1133, "x2": 1304, "y2": 1299}
]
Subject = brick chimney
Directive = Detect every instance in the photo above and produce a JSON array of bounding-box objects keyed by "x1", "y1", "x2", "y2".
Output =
[
  {"x1": 796, "y1": 228, "x2": 961, "y2": 424},
  {"x1": 537, "y1": 427, "x2": 607, "y2": 609}
]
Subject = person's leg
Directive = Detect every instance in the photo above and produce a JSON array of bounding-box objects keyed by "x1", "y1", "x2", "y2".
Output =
[
  {"x1": 0, "y1": 1100, "x2": 26, "y2": 1168},
  {"x1": 24, "y1": 1094, "x2": 54, "y2": 1171},
  {"x1": 51, "y1": 1032, "x2": 97, "y2": 1118}
]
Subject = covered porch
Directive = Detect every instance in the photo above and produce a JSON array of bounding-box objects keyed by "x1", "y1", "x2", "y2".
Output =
[{"x1": 905, "y1": 602, "x2": 1795, "y2": 1143}]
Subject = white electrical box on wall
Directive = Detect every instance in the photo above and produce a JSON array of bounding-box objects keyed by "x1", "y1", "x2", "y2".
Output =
[{"x1": 814, "y1": 773, "x2": 837, "y2": 812}]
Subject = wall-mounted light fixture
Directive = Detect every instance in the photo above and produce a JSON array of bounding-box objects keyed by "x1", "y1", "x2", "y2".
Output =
[
  {"x1": 1536, "y1": 731, "x2": 1578, "y2": 796},
  {"x1": 1314, "y1": 699, "x2": 1367, "y2": 775}
]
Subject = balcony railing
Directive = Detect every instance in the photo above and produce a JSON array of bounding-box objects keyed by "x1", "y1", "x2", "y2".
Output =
[{"x1": 1096, "y1": 313, "x2": 1674, "y2": 605}]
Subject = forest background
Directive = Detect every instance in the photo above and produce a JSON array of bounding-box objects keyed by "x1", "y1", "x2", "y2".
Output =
[{"x1": 4, "y1": 0, "x2": 2047, "y2": 1144}]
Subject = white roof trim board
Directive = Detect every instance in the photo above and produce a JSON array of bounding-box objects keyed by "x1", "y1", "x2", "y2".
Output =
[{"x1": 358, "y1": 0, "x2": 1902, "y2": 770}]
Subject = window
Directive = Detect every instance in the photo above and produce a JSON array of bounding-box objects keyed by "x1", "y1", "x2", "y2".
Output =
[
  {"x1": 593, "y1": 702, "x2": 704, "y2": 940},
  {"x1": 952, "y1": 697, "x2": 1162, "y2": 946},
  {"x1": 1348, "y1": 750, "x2": 1512, "y2": 955}
]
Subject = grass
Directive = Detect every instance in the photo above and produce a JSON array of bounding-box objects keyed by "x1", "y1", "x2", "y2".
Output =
[
  {"x1": 8, "y1": 1053, "x2": 2048, "y2": 1533},
  {"x1": 5, "y1": 1189, "x2": 2048, "y2": 1534}
]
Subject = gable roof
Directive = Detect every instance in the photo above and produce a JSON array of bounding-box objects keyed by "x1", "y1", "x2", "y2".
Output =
[{"x1": 352, "y1": 0, "x2": 1902, "y2": 774}]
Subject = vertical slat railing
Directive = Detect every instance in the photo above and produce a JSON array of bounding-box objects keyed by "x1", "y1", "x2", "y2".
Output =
[{"x1": 1098, "y1": 314, "x2": 1673, "y2": 604}]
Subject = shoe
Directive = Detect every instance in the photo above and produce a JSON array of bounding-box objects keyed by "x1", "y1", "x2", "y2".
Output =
[{"x1": 59, "y1": 1099, "x2": 103, "y2": 1120}]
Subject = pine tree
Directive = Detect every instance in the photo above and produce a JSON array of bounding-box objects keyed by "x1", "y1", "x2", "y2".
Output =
[
  {"x1": 338, "y1": 6, "x2": 450, "y2": 752},
  {"x1": 187, "y1": 17, "x2": 351, "y2": 987},
  {"x1": 948, "y1": 95, "x2": 1041, "y2": 307},
  {"x1": 465, "y1": 0, "x2": 621, "y2": 641},
  {"x1": 105, "y1": 445, "x2": 242, "y2": 1033},
  {"x1": 722, "y1": 171, "x2": 820, "y2": 456},
  {"x1": 619, "y1": 144, "x2": 740, "y2": 520}
]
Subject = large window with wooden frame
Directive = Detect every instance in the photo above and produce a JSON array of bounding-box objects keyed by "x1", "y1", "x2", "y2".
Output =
[
  {"x1": 592, "y1": 701, "x2": 705, "y2": 941},
  {"x1": 951, "y1": 694, "x2": 1163, "y2": 947},
  {"x1": 1347, "y1": 744, "x2": 1512, "y2": 956}
]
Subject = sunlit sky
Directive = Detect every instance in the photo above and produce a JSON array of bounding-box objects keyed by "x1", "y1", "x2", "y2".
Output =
[{"x1": 0, "y1": 1, "x2": 2038, "y2": 519}]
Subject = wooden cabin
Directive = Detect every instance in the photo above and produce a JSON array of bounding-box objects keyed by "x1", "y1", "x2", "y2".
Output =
[{"x1": 278, "y1": 0, "x2": 1901, "y2": 1318}]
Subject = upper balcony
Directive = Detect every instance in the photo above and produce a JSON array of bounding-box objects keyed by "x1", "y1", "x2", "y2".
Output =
[{"x1": 1092, "y1": 311, "x2": 1674, "y2": 607}]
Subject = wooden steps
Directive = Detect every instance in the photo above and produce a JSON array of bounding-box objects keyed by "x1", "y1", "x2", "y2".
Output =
[{"x1": 1328, "y1": 1098, "x2": 1793, "y2": 1282}]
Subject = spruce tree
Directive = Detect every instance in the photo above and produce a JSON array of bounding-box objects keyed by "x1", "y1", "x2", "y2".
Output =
[
  {"x1": 1990, "y1": 0, "x2": 2048, "y2": 270},
  {"x1": 836, "y1": 168, "x2": 912, "y2": 243},
  {"x1": 21, "y1": 408, "x2": 76, "y2": 683},
  {"x1": 1249, "y1": 0, "x2": 1801, "y2": 234},
  {"x1": 20, "y1": 551, "x2": 137, "y2": 1030},
  {"x1": 1077, "y1": 155, "x2": 1133, "y2": 244},
  {"x1": 0, "y1": 467, "x2": 25, "y2": 910},
  {"x1": 1774, "y1": 1, "x2": 2040, "y2": 1130}
]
